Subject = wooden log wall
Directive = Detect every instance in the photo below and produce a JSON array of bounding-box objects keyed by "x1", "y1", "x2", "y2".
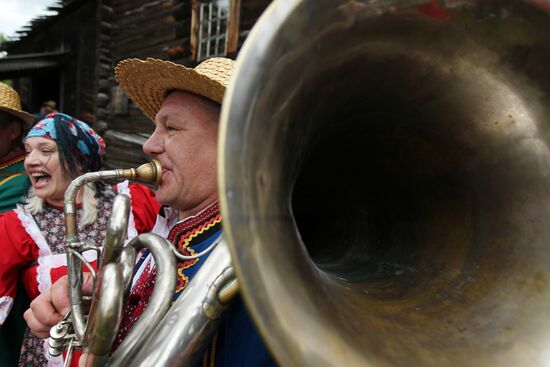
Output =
[
  {"x1": 94, "y1": 0, "x2": 114, "y2": 141},
  {"x1": 97, "y1": 0, "x2": 191, "y2": 169},
  {"x1": 67, "y1": 2, "x2": 99, "y2": 121},
  {"x1": 5, "y1": 0, "x2": 272, "y2": 169},
  {"x1": 6, "y1": 0, "x2": 99, "y2": 119},
  {"x1": 98, "y1": 0, "x2": 271, "y2": 169}
]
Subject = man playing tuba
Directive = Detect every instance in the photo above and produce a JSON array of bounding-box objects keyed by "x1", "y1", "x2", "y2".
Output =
[{"x1": 24, "y1": 57, "x2": 276, "y2": 366}]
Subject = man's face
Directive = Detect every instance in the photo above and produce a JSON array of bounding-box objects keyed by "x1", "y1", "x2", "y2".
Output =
[
  {"x1": 40, "y1": 105, "x2": 53, "y2": 115},
  {"x1": 0, "y1": 119, "x2": 22, "y2": 157},
  {"x1": 0, "y1": 125, "x2": 12, "y2": 157},
  {"x1": 143, "y1": 91, "x2": 220, "y2": 216}
]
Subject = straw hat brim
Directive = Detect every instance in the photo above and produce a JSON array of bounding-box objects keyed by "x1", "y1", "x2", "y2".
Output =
[
  {"x1": 0, "y1": 106, "x2": 35, "y2": 126},
  {"x1": 115, "y1": 58, "x2": 226, "y2": 121}
]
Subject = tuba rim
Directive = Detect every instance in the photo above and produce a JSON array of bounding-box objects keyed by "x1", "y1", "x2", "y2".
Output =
[{"x1": 219, "y1": 0, "x2": 550, "y2": 366}]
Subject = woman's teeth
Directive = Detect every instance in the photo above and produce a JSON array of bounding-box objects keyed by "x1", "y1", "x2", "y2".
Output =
[{"x1": 31, "y1": 173, "x2": 50, "y2": 183}]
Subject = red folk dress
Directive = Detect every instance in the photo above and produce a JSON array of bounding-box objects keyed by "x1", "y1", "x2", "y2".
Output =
[{"x1": 0, "y1": 181, "x2": 159, "y2": 367}]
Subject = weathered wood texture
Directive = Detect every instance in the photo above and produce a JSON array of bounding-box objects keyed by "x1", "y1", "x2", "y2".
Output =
[
  {"x1": 226, "y1": 0, "x2": 241, "y2": 55},
  {"x1": 100, "y1": 0, "x2": 192, "y2": 168},
  {"x1": 101, "y1": 0, "x2": 273, "y2": 169},
  {"x1": 5, "y1": 0, "x2": 99, "y2": 119},
  {"x1": 7, "y1": 0, "x2": 272, "y2": 169}
]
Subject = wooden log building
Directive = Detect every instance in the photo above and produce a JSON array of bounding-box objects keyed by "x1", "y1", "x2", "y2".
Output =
[{"x1": 0, "y1": 0, "x2": 271, "y2": 168}]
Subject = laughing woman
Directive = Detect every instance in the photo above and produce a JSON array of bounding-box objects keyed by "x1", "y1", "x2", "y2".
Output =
[{"x1": 0, "y1": 113, "x2": 160, "y2": 366}]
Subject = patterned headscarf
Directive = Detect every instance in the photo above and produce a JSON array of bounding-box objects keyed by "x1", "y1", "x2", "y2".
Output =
[{"x1": 26, "y1": 112, "x2": 106, "y2": 175}]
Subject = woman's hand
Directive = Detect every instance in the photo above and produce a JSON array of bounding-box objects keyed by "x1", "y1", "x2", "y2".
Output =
[{"x1": 24, "y1": 273, "x2": 94, "y2": 339}]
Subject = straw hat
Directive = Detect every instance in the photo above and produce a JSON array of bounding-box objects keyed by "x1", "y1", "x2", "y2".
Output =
[
  {"x1": 0, "y1": 83, "x2": 35, "y2": 126},
  {"x1": 115, "y1": 57, "x2": 235, "y2": 121}
]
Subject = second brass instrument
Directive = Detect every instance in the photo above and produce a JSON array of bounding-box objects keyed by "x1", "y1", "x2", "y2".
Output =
[{"x1": 50, "y1": 160, "x2": 177, "y2": 366}]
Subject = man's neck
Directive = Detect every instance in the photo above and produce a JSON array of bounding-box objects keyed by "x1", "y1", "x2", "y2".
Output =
[{"x1": 178, "y1": 198, "x2": 219, "y2": 221}]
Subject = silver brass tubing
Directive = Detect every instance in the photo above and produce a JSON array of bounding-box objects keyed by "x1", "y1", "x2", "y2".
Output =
[
  {"x1": 101, "y1": 194, "x2": 130, "y2": 265},
  {"x1": 203, "y1": 267, "x2": 238, "y2": 320},
  {"x1": 63, "y1": 160, "x2": 162, "y2": 340},
  {"x1": 67, "y1": 251, "x2": 86, "y2": 340},
  {"x1": 108, "y1": 233, "x2": 177, "y2": 366},
  {"x1": 130, "y1": 239, "x2": 234, "y2": 367},
  {"x1": 84, "y1": 264, "x2": 124, "y2": 367},
  {"x1": 64, "y1": 170, "x2": 133, "y2": 340},
  {"x1": 119, "y1": 246, "x2": 137, "y2": 302}
]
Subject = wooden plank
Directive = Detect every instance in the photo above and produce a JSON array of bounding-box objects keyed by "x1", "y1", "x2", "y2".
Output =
[
  {"x1": 113, "y1": 15, "x2": 186, "y2": 44},
  {"x1": 119, "y1": 37, "x2": 190, "y2": 59},
  {"x1": 96, "y1": 107, "x2": 109, "y2": 118},
  {"x1": 111, "y1": 0, "x2": 165, "y2": 14},
  {"x1": 97, "y1": 93, "x2": 109, "y2": 107},
  {"x1": 98, "y1": 68, "x2": 112, "y2": 79},
  {"x1": 103, "y1": 145, "x2": 150, "y2": 168},
  {"x1": 115, "y1": 1, "x2": 174, "y2": 26},
  {"x1": 101, "y1": 4, "x2": 114, "y2": 14},
  {"x1": 114, "y1": 31, "x2": 178, "y2": 57},
  {"x1": 107, "y1": 106, "x2": 154, "y2": 133},
  {"x1": 189, "y1": 0, "x2": 199, "y2": 61},
  {"x1": 104, "y1": 129, "x2": 149, "y2": 146},
  {"x1": 114, "y1": 15, "x2": 176, "y2": 43},
  {"x1": 226, "y1": 0, "x2": 241, "y2": 55},
  {"x1": 98, "y1": 79, "x2": 111, "y2": 90}
]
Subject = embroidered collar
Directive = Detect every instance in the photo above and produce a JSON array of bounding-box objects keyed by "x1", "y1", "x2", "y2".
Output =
[
  {"x1": 44, "y1": 201, "x2": 82, "y2": 211},
  {"x1": 152, "y1": 201, "x2": 221, "y2": 239},
  {"x1": 167, "y1": 201, "x2": 221, "y2": 243}
]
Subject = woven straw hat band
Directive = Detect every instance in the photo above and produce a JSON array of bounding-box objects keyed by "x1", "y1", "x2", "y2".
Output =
[
  {"x1": 115, "y1": 57, "x2": 235, "y2": 121},
  {"x1": 0, "y1": 83, "x2": 35, "y2": 125},
  {"x1": 194, "y1": 58, "x2": 234, "y2": 88}
]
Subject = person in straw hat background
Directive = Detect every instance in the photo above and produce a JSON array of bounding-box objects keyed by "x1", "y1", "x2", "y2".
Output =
[
  {"x1": 0, "y1": 82, "x2": 36, "y2": 367},
  {"x1": 0, "y1": 82, "x2": 35, "y2": 213},
  {"x1": 24, "y1": 57, "x2": 277, "y2": 367}
]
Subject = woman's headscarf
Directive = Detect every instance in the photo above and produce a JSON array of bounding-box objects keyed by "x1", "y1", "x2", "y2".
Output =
[{"x1": 26, "y1": 112, "x2": 106, "y2": 177}]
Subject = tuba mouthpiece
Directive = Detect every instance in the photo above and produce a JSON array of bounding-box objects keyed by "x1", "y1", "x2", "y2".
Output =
[{"x1": 122, "y1": 159, "x2": 162, "y2": 186}]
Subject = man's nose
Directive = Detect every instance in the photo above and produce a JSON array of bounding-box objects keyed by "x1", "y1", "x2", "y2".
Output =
[{"x1": 143, "y1": 132, "x2": 163, "y2": 156}]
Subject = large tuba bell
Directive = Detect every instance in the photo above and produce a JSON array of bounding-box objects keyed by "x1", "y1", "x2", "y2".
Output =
[
  {"x1": 58, "y1": 0, "x2": 550, "y2": 365},
  {"x1": 216, "y1": 0, "x2": 550, "y2": 366}
]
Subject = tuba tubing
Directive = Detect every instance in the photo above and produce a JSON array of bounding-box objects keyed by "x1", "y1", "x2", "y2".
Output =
[
  {"x1": 85, "y1": 233, "x2": 177, "y2": 367},
  {"x1": 55, "y1": 160, "x2": 238, "y2": 366},
  {"x1": 128, "y1": 239, "x2": 237, "y2": 367},
  {"x1": 51, "y1": 160, "x2": 179, "y2": 366},
  {"x1": 63, "y1": 160, "x2": 162, "y2": 340}
]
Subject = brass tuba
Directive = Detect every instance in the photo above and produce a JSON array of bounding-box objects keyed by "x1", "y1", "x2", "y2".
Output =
[{"x1": 215, "y1": 0, "x2": 550, "y2": 365}]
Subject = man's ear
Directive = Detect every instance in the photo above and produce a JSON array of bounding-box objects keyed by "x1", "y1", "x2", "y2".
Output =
[{"x1": 7, "y1": 120, "x2": 22, "y2": 142}]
